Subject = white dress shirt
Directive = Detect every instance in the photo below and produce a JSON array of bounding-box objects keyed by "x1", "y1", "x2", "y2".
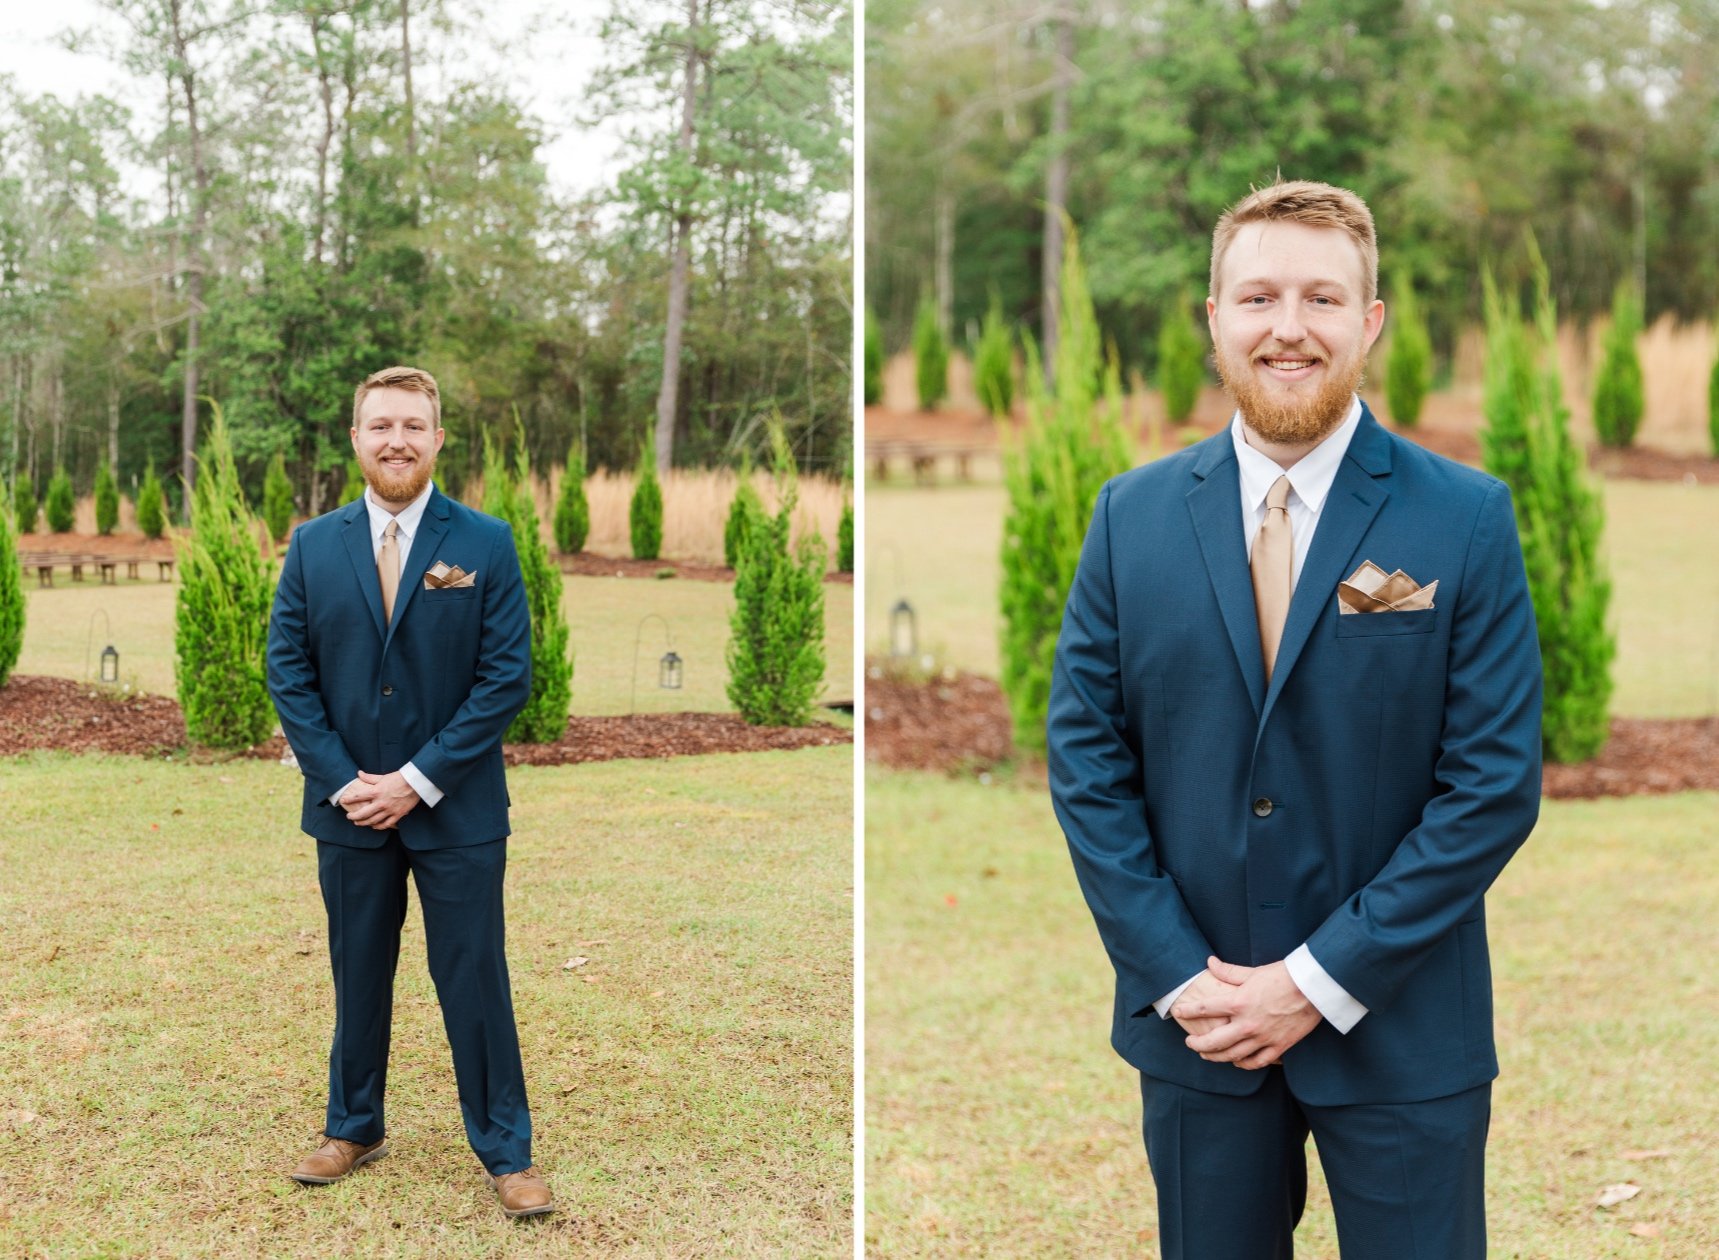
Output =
[
  {"x1": 1152, "y1": 398, "x2": 1369, "y2": 1035},
  {"x1": 330, "y1": 481, "x2": 444, "y2": 810}
]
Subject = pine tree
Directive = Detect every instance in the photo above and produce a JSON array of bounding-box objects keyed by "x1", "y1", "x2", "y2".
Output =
[
  {"x1": 1592, "y1": 281, "x2": 1644, "y2": 448},
  {"x1": 913, "y1": 293, "x2": 947, "y2": 410},
  {"x1": 1000, "y1": 225, "x2": 1132, "y2": 754},
  {"x1": 175, "y1": 400, "x2": 276, "y2": 750},
  {"x1": 974, "y1": 291, "x2": 1015, "y2": 418},
  {"x1": 94, "y1": 463, "x2": 120, "y2": 536},
  {"x1": 262, "y1": 452, "x2": 294, "y2": 543},
  {"x1": 724, "y1": 460, "x2": 763, "y2": 569},
  {"x1": 1481, "y1": 253, "x2": 1614, "y2": 763},
  {"x1": 13, "y1": 477, "x2": 37, "y2": 534},
  {"x1": 552, "y1": 440, "x2": 590, "y2": 554},
  {"x1": 836, "y1": 497, "x2": 853, "y2": 573},
  {"x1": 136, "y1": 462, "x2": 166, "y2": 540},
  {"x1": 0, "y1": 498, "x2": 23, "y2": 687},
  {"x1": 864, "y1": 306, "x2": 883, "y2": 406},
  {"x1": 44, "y1": 467, "x2": 74, "y2": 533},
  {"x1": 630, "y1": 438, "x2": 664, "y2": 560},
  {"x1": 1156, "y1": 292, "x2": 1205, "y2": 425},
  {"x1": 1385, "y1": 274, "x2": 1432, "y2": 428},
  {"x1": 727, "y1": 425, "x2": 825, "y2": 725}
]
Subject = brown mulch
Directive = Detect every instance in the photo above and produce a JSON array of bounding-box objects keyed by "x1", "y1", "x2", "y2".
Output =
[
  {"x1": 0, "y1": 675, "x2": 850, "y2": 765},
  {"x1": 560, "y1": 551, "x2": 852, "y2": 585},
  {"x1": 864, "y1": 666, "x2": 1719, "y2": 800}
]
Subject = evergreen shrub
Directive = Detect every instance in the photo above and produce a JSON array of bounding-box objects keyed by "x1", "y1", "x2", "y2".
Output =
[
  {"x1": 12, "y1": 478, "x2": 36, "y2": 534},
  {"x1": 94, "y1": 463, "x2": 120, "y2": 535},
  {"x1": 44, "y1": 468, "x2": 74, "y2": 533},
  {"x1": 552, "y1": 440, "x2": 590, "y2": 553},
  {"x1": 724, "y1": 463, "x2": 763, "y2": 569},
  {"x1": 913, "y1": 293, "x2": 947, "y2": 410},
  {"x1": 864, "y1": 306, "x2": 883, "y2": 406},
  {"x1": 484, "y1": 435, "x2": 572, "y2": 743},
  {"x1": 836, "y1": 497, "x2": 853, "y2": 573},
  {"x1": 0, "y1": 498, "x2": 22, "y2": 687},
  {"x1": 974, "y1": 292, "x2": 1014, "y2": 418},
  {"x1": 1156, "y1": 293, "x2": 1205, "y2": 425},
  {"x1": 1592, "y1": 281, "x2": 1644, "y2": 448},
  {"x1": 1385, "y1": 274, "x2": 1432, "y2": 428},
  {"x1": 263, "y1": 452, "x2": 294, "y2": 543},
  {"x1": 630, "y1": 439, "x2": 664, "y2": 560},
  {"x1": 136, "y1": 463, "x2": 166, "y2": 540}
]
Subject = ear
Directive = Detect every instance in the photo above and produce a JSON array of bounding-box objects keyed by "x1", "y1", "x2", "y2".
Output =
[
  {"x1": 1205, "y1": 294, "x2": 1218, "y2": 341},
  {"x1": 432, "y1": 426, "x2": 446, "y2": 454},
  {"x1": 350, "y1": 427, "x2": 360, "y2": 455},
  {"x1": 1362, "y1": 298, "x2": 1385, "y2": 352}
]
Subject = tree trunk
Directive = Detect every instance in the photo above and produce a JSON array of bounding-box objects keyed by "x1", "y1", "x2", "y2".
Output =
[
  {"x1": 1040, "y1": 16, "x2": 1073, "y2": 386},
  {"x1": 400, "y1": 0, "x2": 416, "y2": 163},
  {"x1": 107, "y1": 378, "x2": 120, "y2": 470},
  {"x1": 935, "y1": 185, "x2": 954, "y2": 336},
  {"x1": 653, "y1": 0, "x2": 701, "y2": 472},
  {"x1": 310, "y1": 13, "x2": 334, "y2": 266},
  {"x1": 170, "y1": 0, "x2": 210, "y2": 515}
]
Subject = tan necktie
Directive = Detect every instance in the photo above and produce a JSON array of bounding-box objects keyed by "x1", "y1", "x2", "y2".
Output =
[
  {"x1": 378, "y1": 519, "x2": 401, "y2": 623},
  {"x1": 1251, "y1": 475, "x2": 1293, "y2": 684}
]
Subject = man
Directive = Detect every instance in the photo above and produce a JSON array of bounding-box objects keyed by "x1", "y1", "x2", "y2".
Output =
[
  {"x1": 266, "y1": 365, "x2": 553, "y2": 1219},
  {"x1": 1048, "y1": 181, "x2": 1542, "y2": 1258}
]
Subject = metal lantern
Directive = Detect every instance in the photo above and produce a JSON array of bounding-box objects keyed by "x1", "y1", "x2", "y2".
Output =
[
  {"x1": 100, "y1": 644, "x2": 119, "y2": 684},
  {"x1": 889, "y1": 598, "x2": 918, "y2": 659},
  {"x1": 659, "y1": 650, "x2": 683, "y2": 690},
  {"x1": 631, "y1": 614, "x2": 682, "y2": 712}
]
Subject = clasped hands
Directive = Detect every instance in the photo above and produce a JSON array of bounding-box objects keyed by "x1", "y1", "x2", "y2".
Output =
[
  {"x1": 1169, "y1": 956, "x2": 1322, "y2": 1071},
  {"x1": 340, "y1": 769, "x2": 422, "y2": 830}
]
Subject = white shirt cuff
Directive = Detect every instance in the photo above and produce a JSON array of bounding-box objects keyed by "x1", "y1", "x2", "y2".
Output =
[
  {"x1": 330, "y1": 777, "x2": 361, "y2": 807},
  {"x1": 399, "y1": 761, "x2": 442, "y2": 807},
  {"x1": 1152, "y1": 972, "x2": 1203, "y2": 1020},
  {"x1": 1286, "y1": 943, "x2": 1368, "y2": 1034}
]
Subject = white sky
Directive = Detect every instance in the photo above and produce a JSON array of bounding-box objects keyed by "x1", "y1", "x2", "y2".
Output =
[{"x1": 0, "y1": 0, "x2": 631, "y2": 205}]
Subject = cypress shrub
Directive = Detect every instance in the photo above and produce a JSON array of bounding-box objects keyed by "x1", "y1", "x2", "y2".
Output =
[
  {"x1": 1385, "y1": 274, "x2": 1432, "y2": 428},
  {"x1": 341, "y1": 459, "x2": 366, "y2": 504},
  {"x1": 913, "y1": 293, "x2": 947, "y2": 410},
  {"x1": 44, "y1": 467, "x2": 74, "y2": 533},
  {"x1": 723, "y1": 461, "x2": 763, "y2": 569},
  {"x1": 1156, "y1": 292, "x2": 1205, "y2": 425},
  {"x1": 552, "y1": 440, "x2": 590, "y2": 554},
  {"x1": 1592, "y1": 281, "x2": 1645, "y2": 448},
  {"x1": 974, "y1": 291, "x2": 1015, "y2": 418},
  {"x1": 261, "y1": 452, "x2": 293, "y2": 543},
  {"x1": 175, "y1": 400, "x2": 276, "y2": 750},
  {"x1": 484, "y1": 435, "x2": 572, "y2": 743},
  {"x1": 136, "y1": 462, "x2": 166, "y2": 540},
  {"x1": 630, "y1": 439, "x2": 664, "y2": 560},
  {"x1": 836, "y1": 497, "x2": 853, "y2": 573},
  {"x1": 726, "y1": 426, "x2": 825, "y2": 726},
  {"x1": 0, "y1": 497, "x2": 22, "y2": 687},
  {"x1": 13, "y1": 477, "x2": 38, "y2": 534},
  {"x1": 94, "y1": 463, "x2": 120, "y2": 535},
  {"x1": 864, "y1": 306, "x2": 883, "y2": 406},
  {"x1": 1481, "y1": 254, "x2": 1614, "y2": 763},
  {"x1": 1000, "y1": 226, "x2": 1131, "y2": 754}
]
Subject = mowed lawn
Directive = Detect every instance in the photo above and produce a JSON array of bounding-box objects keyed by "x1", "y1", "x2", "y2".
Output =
[
  {"x1": 14, "y1": 571, "x2": 855, "y2": 717},
  {"x1": 0, "y1": 748, "x2": 852, "y2": 1258},
  {"x1": 865, "y1": 772, "x2": 1719, "y2": 1258},
  {"x1": 865, "y1": 477, "x2": 1719, "y2": 719}
]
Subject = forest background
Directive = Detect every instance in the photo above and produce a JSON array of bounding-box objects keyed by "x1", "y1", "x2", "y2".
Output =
[{"x1": 1, "y1": 0, "x2": 853, "y2": 518}]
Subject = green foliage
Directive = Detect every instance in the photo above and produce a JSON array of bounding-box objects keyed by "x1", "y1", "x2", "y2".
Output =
[
  {"x1": 912, "y1": 293, "x2": 947, "y2": 410},
  {"x1": 836, "y1": 497, "x2": 853, "y2": 574},
  {"x1": 0, "y1": 499, "x2": 22, "y2": 687},
  {"x1": 552, "y1": 440, "x2": 590, "y2": 554},
  {"x1": 724, "y1": 464, "x2": 764, "y2": 569},
  {"x1": 1385, "y1": 274, "x2": 1433, "y2": 428},
  {"x1": 174, "y1": 401, "x2": 276, "y2": 750},
  {"x1": 1592, "y1": 282, "x2": 1645, "y2": 449},
  {"x1": 94, "y1": 463, "x2": 120, "y2": 536},
  {"x1": 1710, "y1": 347, "x2": 1719, "y2": 459},
  {"x1": 1481, "y1": 253, "x2": 1614, "y2": 764},
  {"x1": 864, "y1": 306, "x2": 884, "y2": 406},
  {"x1": 44, "y1": 468, "x2": 74, "y2": 533},
  {"x1": 1000, "y1": 226, "x2": 1131, "y2": 755},
  {"x1": 973, "y1": 291, "x2": 1014, "y2": 418},
  {"x1": 262, "y1": 452, "x2": 294, "y2": 543},
  {"x1": 484, "y1": 435, "x2": 573, "y2": 744},
  {"x1": 630, "y1": 439, "x2": 664, "y2": 560},
  {"x1": 13, "y1": 477, "x2": 38, "y2": 535},
  {"x1": 726, "y1": 426, "x2": 825, "y2": 726},
  {"x1": 341, "y1": 459, "x2": 366, "y2": 506},
  {"x1": 135, "y1": 463, "x2": 166, "y2": 540},
  {"x1": 1155, "y1": 292, "x2": 1205, "y2": 425}
]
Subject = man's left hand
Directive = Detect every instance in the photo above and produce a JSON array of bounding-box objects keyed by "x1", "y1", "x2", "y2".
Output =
[
  {"x1": 340, "y1": 770, "x2": 422, "y2": 831},
  {"x1": 1172, "y1": 956, "x2": 1321, "y2": 1070}
]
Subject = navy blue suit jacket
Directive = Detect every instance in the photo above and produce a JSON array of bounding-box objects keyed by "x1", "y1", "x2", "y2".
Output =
[
  {"x1": 1048, "y1": 405, "x2": 1542, "y2": 1106},
  {"x1": 267, "y1": 487, "x2": 532, "y2": 851}
]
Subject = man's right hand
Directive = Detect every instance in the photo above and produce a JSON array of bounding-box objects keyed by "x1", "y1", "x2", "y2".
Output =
[{"x1": 1170, "y1": 968, "x2": 1241, "y2": 1038}]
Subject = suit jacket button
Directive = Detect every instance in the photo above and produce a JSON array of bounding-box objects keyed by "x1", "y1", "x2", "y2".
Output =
[
  {"x1": 1252, "y1": 797, "x2": 1273, "y2": 817},
  {"x1": 381, "y1": 684, "x2": 394, "y2": 696}
]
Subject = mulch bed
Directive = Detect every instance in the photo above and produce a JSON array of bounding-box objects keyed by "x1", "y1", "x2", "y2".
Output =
[
  {"x1": 864, "y1": 666, "x2": 1719, "y2": 800},
  {"x1": 0, "y1": 675, "x2": 849, "y2": 765}
]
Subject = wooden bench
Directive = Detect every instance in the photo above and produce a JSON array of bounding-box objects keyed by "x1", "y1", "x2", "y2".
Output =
[
  {"x1": 18, "y1": 552, "x2": 174, "y2": 587},
  {"x1": 865, "y1": 439, "x2": 993, "y2": 485}
]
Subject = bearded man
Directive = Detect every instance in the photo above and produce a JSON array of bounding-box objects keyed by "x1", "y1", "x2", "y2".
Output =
[
  {"x1": 266, "y1": 365, "x2": 554, "y2": 1218},
  {"x1": 1048, "y1": 181, "x2": 1542, "y2": 1258}
]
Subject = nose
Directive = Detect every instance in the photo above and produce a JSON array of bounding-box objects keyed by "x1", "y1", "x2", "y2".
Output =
[{"x1": 1271, "y1": 305, "x2": 1306, "y2": 344}]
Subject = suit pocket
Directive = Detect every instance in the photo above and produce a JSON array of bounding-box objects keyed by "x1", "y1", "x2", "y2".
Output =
[
  {"x1": 1335, "y1": 608, "x2": 1437, "y2": 638},
  {"x1": 422, "y1": 584, "x2": 479, "y2": 602}
]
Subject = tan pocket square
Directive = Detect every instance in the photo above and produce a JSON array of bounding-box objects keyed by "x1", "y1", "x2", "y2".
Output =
[
  {"x1": 423, "y1": 561, "x2": 477, "y2": 589},
  {"x1": 1338, "y1": 560, "x2": 1437, "y2": 614}
]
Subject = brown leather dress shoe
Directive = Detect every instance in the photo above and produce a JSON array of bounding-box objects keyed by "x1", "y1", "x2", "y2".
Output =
[
  {"x1": 290, "y1": 1135, "x2": 389, "y2": 1184},
  {"x1": 491, "y1": 1165, "x2": 555, "y2": 1218}
]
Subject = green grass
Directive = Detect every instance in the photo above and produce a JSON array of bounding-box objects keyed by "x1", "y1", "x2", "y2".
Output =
[
  {"x1": 13, "y1": 574, "x2": 854, "y2": 717},
  {"x1": 863, "y1": 479, "x2": 1719, "y2": 719},
  {"x1": 865, "y1": 771, "x2": 1719, "y2": 1258},
  {"x1": 0, "y1": 749, "x2": 853, "y2": 1258}
]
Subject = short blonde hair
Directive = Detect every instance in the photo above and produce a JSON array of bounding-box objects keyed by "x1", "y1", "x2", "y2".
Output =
[
  {"x1": 352, "y1": 365, "x2": 441, "y2": 429},
  {"x1": 1210, "y1": 180, "x2": 1378, "y2": 303}
]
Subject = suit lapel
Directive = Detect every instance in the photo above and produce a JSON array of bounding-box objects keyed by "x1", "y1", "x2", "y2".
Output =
[
  {"x1": 385, "y1": 488, "x2": 451, "y2": 650},
  {"x1": 1185, "y1": 435, "x2": 1266, "y2": 717},
  {"x1": 1259, "y1": 407, "x2": 1394, "y2": 725},
  {"x1": 341, "y1": 501, "x2": 388, "y2": 640}
]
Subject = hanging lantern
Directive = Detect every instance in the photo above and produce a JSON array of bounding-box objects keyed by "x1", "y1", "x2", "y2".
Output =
[
  {"x1": 889, "y1": 598, "x2": 918, "y2": 659},
  {"x1": 659, "y1": 650, "x2": 684, "y2": 690},
  {"x1": 100, "y1": 645, "x2": 120, "y2": 684}
]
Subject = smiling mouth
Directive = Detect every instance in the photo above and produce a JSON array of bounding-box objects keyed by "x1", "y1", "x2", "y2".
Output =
[{"x1": 1261, "y1": 357, "x2": 1319, "y2": 371}]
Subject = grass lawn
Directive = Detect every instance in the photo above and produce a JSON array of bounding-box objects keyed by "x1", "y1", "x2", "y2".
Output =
[
  {"x1": 0, "y1": 748, "x2": 852, "y2": 1258},
  {"x1": 14, "y1": 573, "x2": 854, "y2": 717},
  {"x1": 864, "y1": 771, "x2": 1719, "y2": 1258},
  {"x1": 863, "y1": 478, "x2": 1719, "y2": 720}
]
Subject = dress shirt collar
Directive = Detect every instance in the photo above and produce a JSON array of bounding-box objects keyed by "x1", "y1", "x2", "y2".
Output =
[
  {"x1": 1229, "y1": 395, "x2": 1362, "y2": 516},
  {"x1": 363, "y1": 479, "x2": 435, "y2": 542}
]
